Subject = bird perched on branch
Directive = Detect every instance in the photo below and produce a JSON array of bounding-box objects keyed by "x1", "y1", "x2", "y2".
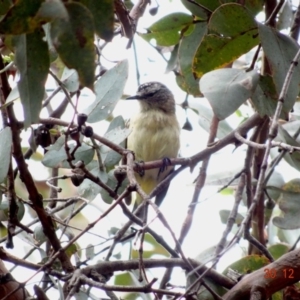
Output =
[{"x1": 126, "y1": 82, "x2": 180, "y2": 216}]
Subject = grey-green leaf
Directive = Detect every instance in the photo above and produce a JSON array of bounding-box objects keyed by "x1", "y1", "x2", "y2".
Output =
[
  {"x1": 78, "y1": 161, "x2": 108, "y2": 201},
  {"x1": 50, "y1": 2, "x2": 95, "y2": 90},
  {"x1": 177, "y1": 22, "x2": 207, "y2": 96},
  {"x1": 42, "y1": 143, "x2": 94, "y2": 168},
  {"x1": 200, "y1": 69, "x2": 259, "y2": 120},
  {"x1": 189, "y1": 100, "x2": 233, "y2": 139},
  {"x1": 13, "y1": 28, "x2": 49, "y2": 127},
  {"x1": 258, "y1": 24, "x2": 300, "y2": 113},
  {"x1": 84, "y1": 60, "x2": 129, "y2": 123},
  {"x1": 0, "y1": 128, "x2": 12, "y2": 183}
]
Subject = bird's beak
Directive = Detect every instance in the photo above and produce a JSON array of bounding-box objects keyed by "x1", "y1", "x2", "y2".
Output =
[
  {"x1": 126, "y1": 93, "x2": 142, "y2": 100},
  {"x1": 126, "y1": 95, "x2": 137, "y2": 100}
]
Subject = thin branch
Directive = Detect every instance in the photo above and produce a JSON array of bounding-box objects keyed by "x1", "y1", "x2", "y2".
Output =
[
  {"x1": 215, "y1": 173, "x2": 246, "y2": 256},
  {"x1": 178, "y1": 115, "x2": 219, "y2": 246},
  {"x1": 235, "y1": 131, "x2": 300, "y2": 152},
  {"x1": 232, "y1": 47, "x2": 300, "y2": 260},
  {"x1": 290, "y1": 2, "x2": 300, "y2": 41}
]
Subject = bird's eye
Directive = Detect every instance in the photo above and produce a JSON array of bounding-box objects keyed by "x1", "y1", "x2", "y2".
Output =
[{"x1": 145, "y1": 91, "x2": 157, "y2": 98}]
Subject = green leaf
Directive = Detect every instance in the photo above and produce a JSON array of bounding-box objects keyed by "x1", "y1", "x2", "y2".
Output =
[
  {"x1": 219, "y1": 209, "x2": 244, "y2": 225},
  {"x1": 61, "y1": 67, "x2": 79, "y2": 93},
  {"x1": 258, "y1": 24, "x2": 300, "y2": 113},
  {"x1": 165, "y1": 44, "x2": 179, "y2": 73},
  {"x1": 188, "y1": 99, "x2": 233, "y2": 139},
  {"x1": 223, "y1": 255, "x2": 270, "y2": 276},
  {"x1": 84, "y1": 60, "x2": 129, "y2": 123},
  {"x1": 187, "y1": 276, "x2": 226, "y2": 300},
  {"x1": 0, "y1": 0, "x2": 12, "y2": 16},
  {"x1": 50, "y1": 2, "x2": 95, "y2": 90},
  {"x1": 266, "y1": 171, "x2": 285, "y2": 202},
  {"x1": 12, "y1": 28, "x2": 50, "y2": 127},
  {"x1": 42, "y1": 142, "x2": 94, "y2": 168},
  {"x1": 200, "y1": 68, "x2": 259, "y2": 120},
  {"x1": 209, "y1": 4, "x2": 256, "y2": 36},
  {"x1": 102, "y1": 116, "x2": 128, "y2": 169},
  {"x1": 74, "y1": 0, "x2": 114, "y2": 41},
  {"x1": 252, "y1": 75, "x2": 288, "y2": 118},
  {"x1": 184, "y1": 0, "x2": 220, "y2": 12},
  {"x1": 131, "y1": 233, "x2": 170, "y2": 259},
  {"x1": 182, "y1": 0, "x2": 263, "y2": 18},
  {"x1": 277, "y1": 1, "x2": 294, "y2": 31},
  {"x1": 275, "y1": 124, "x2": 300, "y2": 172},
  {"x1": 3, "y1": 86, "x2": 20, "y2": 108},
  {"x1": 268, "y1": 243, "x2": 289, "y2": 260},
  {"x1": 85, "y1": 244, "x2": 95, "y2": 260},
  {"x1": 100, "y1": 169, "x2": 128, "y2": 204},
  {"x1": 65, "y1": 243, "x2": 78, "y2": 258},
  {"x1": 34, "y1": 223, "x2": 48, "y2": 244},
  {"x1": 35, "y1": 0, "x2": 68, "y2": 22},
  {"x1": 0, "y1": 199, "x2": 25, "y2": 222},
  {"x1": 78, "y1": 161, "x2": 108, "y2": 201},
  {"x1": 243, "y1": 0, "x2": 264, "y2": 16},
  {"x1": 101, "y1": 127, "x2": 131, "y2": 154},
  {"x1": 0, "y1": 127, "x2": 12, "y2": 183},
  {"x1": 177, "y1": 22, "x2": 207, "y2": 96},
  {"x1": 140, "y1": 13, "x2": 194, "y2": 46},
  {"x1": 193, "y1": 4, "x2": 259, "y2": 78},
  {"x1": 180, "y1": 0, "x2": 213, "y2": 19},
  {"x1": 273, "y1": 179, "x2": 300, "y2": 229},
  {"x1": 0, "y1": 0, "x2": 43, "y2": 34}
]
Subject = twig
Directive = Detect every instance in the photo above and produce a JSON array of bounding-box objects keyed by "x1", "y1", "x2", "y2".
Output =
[
  {"x1": 265, "y1": 0, "x2": 285, "y2": 26},
  {"x1": 178, "y1": 115, "x2": 219, "y2": 246},
  {"x1": 234, "y1": 47, "x2": 300, "y2": 260},
  {"x1": 235, "y1": 131, "x2": 300, "y2": 152},
  {"x1": 215, "y1": 173, "x2": 246, "y2": 256},
  {"x1": 0, "y1": 61, "x2": 14, "y2": 74},
  {"x1": 290, "y1": 2, "x2": 300, "y2": 41}
]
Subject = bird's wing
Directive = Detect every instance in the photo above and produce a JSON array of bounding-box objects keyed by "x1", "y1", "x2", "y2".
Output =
[{"x1": 123, "y1": 117, "x2": 131, "y2": 205}]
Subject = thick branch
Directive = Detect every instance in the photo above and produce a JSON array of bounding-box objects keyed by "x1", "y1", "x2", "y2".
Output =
[{"x1": 223, "y1": 248, "x2": 300, "y2": 299}]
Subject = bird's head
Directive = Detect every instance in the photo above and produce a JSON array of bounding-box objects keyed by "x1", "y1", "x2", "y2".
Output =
[{"x1": 126, "y1": 82, "x2": 176, "y2": 114}]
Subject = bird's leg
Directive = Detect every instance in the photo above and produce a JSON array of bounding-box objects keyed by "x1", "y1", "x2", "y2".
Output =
[
  {"x1": 135, "y1": 161, "x2": 145, "y2": 177},
  {"x1": 158, "y1": 157, "x2": 172, "y2": 178}
]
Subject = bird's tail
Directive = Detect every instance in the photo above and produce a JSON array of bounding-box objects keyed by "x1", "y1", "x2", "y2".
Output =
[
  {"x1": 132, "y1": 177, "x2": 171, "y2": 219},
  {"x1": 132, "y1": 178, "x2": 156, "y2": 220}
]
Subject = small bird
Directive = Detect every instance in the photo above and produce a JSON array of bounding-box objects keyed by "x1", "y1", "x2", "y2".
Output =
[{"x1": 126, "y1": 82, "x2": 180, "y2": 215}]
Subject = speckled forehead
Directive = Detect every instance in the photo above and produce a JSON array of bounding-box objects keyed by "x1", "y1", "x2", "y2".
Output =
[{"x1": 138, "y1": 82, "x2": 161, "y2": 92}]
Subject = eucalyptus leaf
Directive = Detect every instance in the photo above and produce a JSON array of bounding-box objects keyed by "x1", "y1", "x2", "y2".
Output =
[
  {"x1": 13, "y1": 28, "x2": 49, "y2": 127},
  {"x1": 78, "y1": 162, "x2": 108, "y2": 201},
  {"x1": 193, "y1": 4, "x2": 259, "y2": 78},
  {"x1": 140, "y1": 13, "x2": 193, "y2": 46},
  {"x1": 273, "y1": 179, "x2": 300, "y2": 229},
  {"x1": 100, "y1": 170, "x2": 128, "y2": 204},
  {"x1": 61, "y1": 67, "x2": 79, "y2": 92},
  {"x1": 258, "y1": 24, "x2": 300, "y2": 114},
  {"x1": 177, "y1": 22, "x2": 207, "y2": 96},
  {"x1": 101, "y1": 127, "x2": 131, "y2": 154},
  {"x1": 200, "y1": 68, "x2": 259, "y2": 120},
  {"x1": 84, "y1": 60, "x2": 129, "y2": 123},
  {"x1": 42, "y1": 142, "x2": 94, "y2": 168},
  {"x1": 181, "y1": 0, "x2": 213, "y2": 19},
  {"x1": 0, "y1": 0, "x2": 43, "y2": 34},
  {"x1": 0, "y1": 198, "x2": 25, "y2": 222},
  {"x1": 74, "y1": 0, "x2": 114, "y2": 41},
  {"x1": 275, "y1": 125, "x2": 300, "y2": 171},
  {"x1": 50, "y1": 2, "x2": 95, "y2": 90},
  {"x1": 188, "y1": 99, "x2": 233, "y2": 138},
  {"x1": 0, "y1": 127, "x2": 12, "y2": 183},
  {"x1": 85, "y1": 244, "x2": 95, "y2": 260}
]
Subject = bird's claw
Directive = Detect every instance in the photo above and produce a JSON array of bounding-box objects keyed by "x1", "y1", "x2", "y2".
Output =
[
  {"x1": 158, "y1": 157, "x2": 172, "y2": 176},
  {"x1": 135, "y1": 161, "x2": 145, "y2": 177}
]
